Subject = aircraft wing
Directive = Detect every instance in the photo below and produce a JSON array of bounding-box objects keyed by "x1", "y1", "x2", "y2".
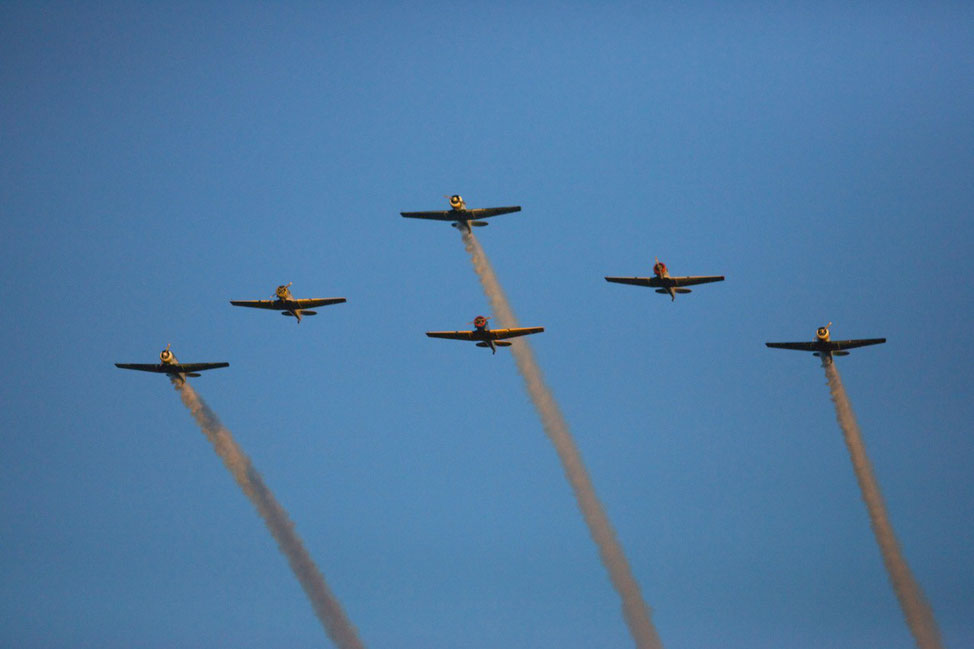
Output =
[
  {"x1": 765, "y1": 339, "x2": 886, "y2": 352},
  {"x1": 115, "y1": 362, "x2": 229, "y2": 373},
  {"x1": 467, "y1": 206, "x2": 521, "y2": 218},
  {"x1": 828, "y1": 338, "x2": 887, "y2": 351},
  {"x1": 425, "y1": 330, "x2": 477, "y2": 340},
  {"x1": 401, "y1": 206, "x2": 521, "y2": 221},
  {"x1": 292, "y1": 298, "x2": 347, "y2": 308},
  {"x1": 604, "y1": 276, "x2": 660, "y2": 287},
  {"x1": 764, "y1": 342, "x2": 820, "y2": 351},
  {"x1": 670, "y1": 275, "x2": 725, "y2": 287},
  {"x1": 490, "y1": 327, "x2": 545, "y2": 340},
  {"x1": 230, "y1": 300, "x2": 283, "y2": 310},
  {"x1": 174, "y1": 362, "x2": 229, "y2": 372},
  {"x1": 115, "y1": 363, "x2": 174, "y2": 373},
  {"x1": 401, "y1": 210, "x2": 458, "y2": 222}
]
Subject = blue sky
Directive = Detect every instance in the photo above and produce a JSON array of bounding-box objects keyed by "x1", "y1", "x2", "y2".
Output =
[{"x1": 2, "y1": 2, "x2": 972, "y2": 648}]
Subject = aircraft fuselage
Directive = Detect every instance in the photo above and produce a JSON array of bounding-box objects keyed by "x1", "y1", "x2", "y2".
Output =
[
  {"x1": 471, "y1": 325, "x2": 497, "y2": 353},
  {"x1": 652, "y1": 261, "x2": 679, "y2": 300},
  {"x1": 160, "y1": 348, "x2": 190, "y2": 384},
  {"x1": 275, "y1": 285, "x2": 306, "y2": 322}
]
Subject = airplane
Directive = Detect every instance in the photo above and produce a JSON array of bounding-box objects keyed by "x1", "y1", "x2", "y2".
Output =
[
  {"x1": 426, "y1": 315, "x2": 544, "y2": 354},
  {"x1": 604, "y1": 258, "x2": 725, "y2": 301},
  {"x1": 400, "y1": 195, "x2": 522, "y2": 232},
  {"x1": 230, "y1": 283, "x2": 346, "y2": 323},
  {"x1": 115, "y1": 344, "x2": 229, "y2": 384},
  {"x1": 765, "y1": 323, "x2": 886, "y2": 365}
]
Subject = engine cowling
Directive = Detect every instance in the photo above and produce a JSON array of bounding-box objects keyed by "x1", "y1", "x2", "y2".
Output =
[
  {"x1": 160, "y1": 348, "x2": 174, "y2": 363},
  {"x1": 276, "y1": 283, "x2": 292, "y2": 299},
  {"x1": 473, "y1": 315, "x2": 488, "y2": 328},
  {"x1": 816, "y1": 324, "x2": 831, "y2": 341},
  {"x1": 449, "y1": 195, "x2": 465, "y2": 210}
]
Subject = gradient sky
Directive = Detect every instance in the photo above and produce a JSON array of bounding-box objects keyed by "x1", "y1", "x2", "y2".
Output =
[{"x1": 2, "y1": 3, "x2": 972, "y2": 648}]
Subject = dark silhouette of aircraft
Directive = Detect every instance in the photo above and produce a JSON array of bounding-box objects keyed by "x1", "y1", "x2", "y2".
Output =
[
  {"x1": 426, "y1": 315, "x2": 543, "y2": 354},
  {"x1": 231, "y1": 283, "x2": 346, "y2": 323},
  {"x1": 401, "y1": 195, "x2": 521, "y2": 232},
  {"x1": 605, "y1": 258, "x2": 724, "y2": 300},
  {"x1": 115, "y1": 344, "x2": 229, "y2": 384},
  {"x1": 766, "y1": 323, "x2": 886, "y2": 365}
]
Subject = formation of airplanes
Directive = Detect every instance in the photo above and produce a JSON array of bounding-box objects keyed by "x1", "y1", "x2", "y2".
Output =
[{"x1": 116, "y1": 196, "x2": 886, "y2": 381}]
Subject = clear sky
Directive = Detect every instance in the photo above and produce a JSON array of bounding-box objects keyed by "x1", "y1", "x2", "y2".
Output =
[{"x1": 2, "y1": 2, "x2": 972, "y2": 648}]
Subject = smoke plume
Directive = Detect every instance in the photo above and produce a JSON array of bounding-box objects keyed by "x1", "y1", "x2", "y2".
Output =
[
  {"x1": 176, "y1": 381, "x2": 366, "y2": 649},
  {"x1": 461, "y1": 230, "x2": 664, "y2": 649},
  {"x1": 824, "y1": 363, "x2": 942, "y2": 649}
]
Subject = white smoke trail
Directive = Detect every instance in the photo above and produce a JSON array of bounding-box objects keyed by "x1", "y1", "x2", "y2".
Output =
[
  {"x1": 824, "y1": 363, "x2": 942, "y2": 649},
  {"x1": 461, "y1": 230, "x2": 664, "y2": 649},
  {"x1": 176, "y1": 381, "x2": 366, "y2": 649}
]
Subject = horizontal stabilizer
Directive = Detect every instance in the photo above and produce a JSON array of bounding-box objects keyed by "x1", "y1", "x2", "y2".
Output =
[
  {"x1": 675, "y1": 288, "x2": 692, "y2": 294},
  {"x1": 655, "y1": 289, "x2": 668, "y2": 294},
  {"x1": 476, "y1": 342, "x2": 490, "y2": 347},
  {"x1": 302, "y1": 310, "x2": 317, "y2": 316},
  {"x1": 186, "y1": 373, "x2": 202, "y2": 377},
  {"x1": 282, "y1": 312, "x2": 294, "y2": 316},
  {"x1": 494, "y1": 341, "x2": 512, "y2": 347},
  {"x1": 470, "y1": 221, "x2": 488, "y2": 227},
  {"x1": 834, "y1": 351, "x2": 850, "y2": 356}
]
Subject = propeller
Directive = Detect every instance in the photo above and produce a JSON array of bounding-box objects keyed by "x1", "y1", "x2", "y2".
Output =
[
  {"x1": 274, "y1": 282, "x2": 292, "y2": 299},
  {"x1": 471, "y1": 315, "x2": 490, "y2": 328}
]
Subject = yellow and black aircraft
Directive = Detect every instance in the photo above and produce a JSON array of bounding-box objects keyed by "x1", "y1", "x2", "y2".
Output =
[
  {"x1": 426, "y1": 315, "x2": 543, "y2": 354},
  {"x1": 605, "y1": 258, "x2": 725, "y2": 301},
  {"x1": 230, "y1": 283, "x2": 346, "y2": 323},
  {"x1": 401, "y1": 195, "x2": 521, "y2": 232},
  {"x1": 115, "y1": 344, "x2": 229, "y2": 384},
  {"x1": 765, "y1": 323, "x2": 886, "y2": 366}
]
